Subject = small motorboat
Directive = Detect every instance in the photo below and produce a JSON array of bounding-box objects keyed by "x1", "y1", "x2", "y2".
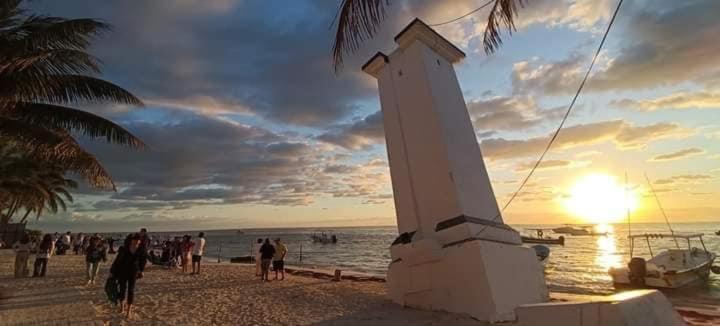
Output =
[
  {"x1": 521, "y1": 228, "x2": 564, "y2": 246},
  {"x1": 609, "y1": 233, "x2": 719, "y2": 289}
]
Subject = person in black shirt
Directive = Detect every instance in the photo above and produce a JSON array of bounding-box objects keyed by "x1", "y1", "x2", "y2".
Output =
[
  {"x1": 259, "y1": 238, "x2": 275, "y2": 282},
  {"x1": 85, "y1": 237, "x2": 107, "y2": 285},
  {"x1": 110, "y1": 233, "x2": 146, "y2": 319}
]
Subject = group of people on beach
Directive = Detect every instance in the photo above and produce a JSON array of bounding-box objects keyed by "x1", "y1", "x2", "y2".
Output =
[
  {"x1": 7, "y1": 227, "x2": 207, "y2": 319},
  {"x1": 147, "y1": 232, "x2": 206, "y2": 274},
  {"x1": 255, "y1": 238, "x2": 288, "y2": 282}
]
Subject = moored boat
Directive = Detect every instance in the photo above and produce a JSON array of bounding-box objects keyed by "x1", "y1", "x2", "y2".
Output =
[
  {"x1": 609, "y1": 233, "x2": 718, "y2": 289},
  {"x1": 521, "y1": 228, "x2": 565, "y2": 245}
]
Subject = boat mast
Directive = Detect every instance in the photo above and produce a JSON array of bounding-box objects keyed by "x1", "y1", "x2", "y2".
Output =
[{"x1": 644, "y1": 173, "x2": 680, "y2": 249}]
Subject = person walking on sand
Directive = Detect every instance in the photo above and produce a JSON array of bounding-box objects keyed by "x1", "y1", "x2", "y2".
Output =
[
  {"x1": 12, "y1": 234, "x2": 33, "y2": 277},
  {"x1": 180, "y1": 235, "x2": 194, "y2": 274},
  {"x1": 273, "y1": 238, "x2": 288, "y2": 281},
  {"x1": 259, "y1": 238, "x2": 275, "y2": 282},
  {"x1": 192, "y1": 232, "x2": 206, "y2": 275},
  {"x1": 33, "y1": 234, "x2": 54, "y2": 277},
  {"x1": 85, "y1": 237, "x2": 107, "y2": 285},
  {"x1": 110, "y1": 233, "x2": 146, "y2": 319},
  {"x1": 254, "y1": 238, "x2": 263, "y2": 277},
  {"x1": 60, "y1": 231, "x2": 71, "y2": 255}
]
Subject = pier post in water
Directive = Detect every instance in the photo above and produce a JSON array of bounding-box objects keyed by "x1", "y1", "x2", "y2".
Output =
[{"x1": 362, "y1": 19, "x2": 548, "y2": 322}]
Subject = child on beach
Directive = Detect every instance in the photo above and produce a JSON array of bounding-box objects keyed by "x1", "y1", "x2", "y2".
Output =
[
  {"x1": 191, "y1": 232, "x2": 206, "y2": 275},
  {"x1": 110, "y1": 233, "x2": 146, "y2": 319},
  {"x1": 12, "y1": 234, "x2": 33, "y2": 278},
  {"x1": 85, "y1": 237, "x2": 108, "y2": 285},
  {"x1": 259, "y1": 238, "x2": 275, "y2": 282},
  {"x1": 273, "y1": 238, "x2": 288, "y2": 281},
  {"x1": 33, "y1": 234, "x2": 54, "y2": 277}
]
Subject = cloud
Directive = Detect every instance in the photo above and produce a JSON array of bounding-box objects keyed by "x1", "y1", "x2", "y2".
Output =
[
  {"x1": 654, "y1": 174, "x2": 714, "y2": 185},
  {"x1": 468, "y1": 96, "x2": 565, "y2": 131},
  {"x1": 511, "y1": 0, "x2": 720, "y2": 94},
  {"x1": 648, "y1": 148, "x2": 706, "y2": 162},
  {"x1": 513, "y1": 159, "x2": 588, "y2": 172},
  {"x1": 480, "y1": 120, "x2": 692, "y2": 160},
  {"x1": 612, "y1": 91, "x2": 720, "y2": 111},
  {"x1": 316, "y1": 111, "x2": 385, "y2": 150}
]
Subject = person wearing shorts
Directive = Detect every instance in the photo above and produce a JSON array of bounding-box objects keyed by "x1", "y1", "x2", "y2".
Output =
[
  {"x1": 192, "y1": 232, "x2": 206, "y2": 275},
  {"x1": 272, "y1": 238, "x2": 288, "y2": 280},
  {"x1": 258, "y1": 238, "x2": 275, "y2": 282}
]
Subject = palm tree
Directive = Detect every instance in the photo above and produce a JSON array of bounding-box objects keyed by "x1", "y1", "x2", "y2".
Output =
[
  {"x1": 0, "y1": 0, "x2": 144, "y2": 224},
  {"x1": 331, "y1": 0, "x2": 525, "y2": 70}
]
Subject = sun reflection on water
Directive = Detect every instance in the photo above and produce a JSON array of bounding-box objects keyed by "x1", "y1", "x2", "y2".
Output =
[{"x1": 594, "y1": 224, "x2": 623, "y2": 271}]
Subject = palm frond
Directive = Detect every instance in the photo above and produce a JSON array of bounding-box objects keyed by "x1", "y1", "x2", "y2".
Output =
[
  {"x1": 0, "y1": 0, "x2": 23, "y2": 31},
  {"x1": 0, "y1": 16, "x2": 110, "y2": 50},
  {"x1": 0, "y1": 74, "x2": 144, "y2": 106},
  {"x1": 0, "y1": 48, "x2": 101, "y2": 76},
  {"x1": 0, "y1": 119, "x2": 116, "y2": 190},
  {"x1": 483, "y1": 0, "x2": 525, "y2": 55},
  {"x1": 5, "y1": 102, "x2": 144, "y2": 148},
  {"x1": 332, "y1": 0, "x2": 389, "y2": 72}
]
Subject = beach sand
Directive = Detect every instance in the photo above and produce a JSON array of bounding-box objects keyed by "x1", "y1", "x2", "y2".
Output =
[{"x1": 0, "y1": 250, "x2": 717, "y2": 325}]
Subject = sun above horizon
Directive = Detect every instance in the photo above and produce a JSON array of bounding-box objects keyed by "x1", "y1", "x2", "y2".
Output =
[{"x1": 564, "y1": 173, "x2": 639, "y2": 224}]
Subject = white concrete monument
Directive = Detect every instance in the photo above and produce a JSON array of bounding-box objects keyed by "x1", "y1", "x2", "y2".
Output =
[
  {"x1": 363, "y1": 18, "x2": 686, "y2": 326},
  {"x1": 362, "y1": 18, "x2": 548, "y2": 322}
]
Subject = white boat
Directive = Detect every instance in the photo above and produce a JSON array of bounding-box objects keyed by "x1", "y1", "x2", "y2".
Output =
[
  {"x1": 553, "y1": 225, "x2": 606, "y2": 236},
  {"x1": 609, "y1": 233, "x2": 717, "y2": 289}
]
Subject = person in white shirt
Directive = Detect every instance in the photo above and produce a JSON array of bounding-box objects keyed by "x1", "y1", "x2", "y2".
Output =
[
  {"x1": 192, "y1": 232, "x2": 206, "y2": 275},
  {"x1": 61, "y1": 232, "x2": 71, "y2": 254}
]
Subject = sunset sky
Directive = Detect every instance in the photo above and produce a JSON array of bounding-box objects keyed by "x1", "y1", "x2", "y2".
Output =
[{"x1": 26, "y1": 0, "x2": 719, "y2": 232}]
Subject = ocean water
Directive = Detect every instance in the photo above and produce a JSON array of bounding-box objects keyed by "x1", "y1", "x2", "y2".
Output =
[{"x1": 154, "y1": 223, "x2": 720, "y2": 304}]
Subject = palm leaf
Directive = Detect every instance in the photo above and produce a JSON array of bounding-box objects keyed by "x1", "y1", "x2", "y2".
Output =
[
  {"x1": 332, "y1": 0, "x2": 389, "y2": 72},
  {"x1": 0, "y1": 74, "x2": 143, "y2": 106},
  {"x1": 483, "y1": 0, "x2": 525, "y2": 55},
  {"x1": 0, "y1": 16, "x2": 110, "y2": 50},
  {"x1": 0, "y1": 48, "x2": 101, "y2": 76},
  {"x1": 5, "y1": 102, "x2": 144, "y2": 148}
]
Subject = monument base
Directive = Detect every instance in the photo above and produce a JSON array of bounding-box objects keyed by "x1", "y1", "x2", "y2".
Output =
[
  {"x1": 514, "y1": 290, "x2": 686, "y2": 326},
  {"x1": 387, "y1": 238, "x2": 548, "y2": 323}
]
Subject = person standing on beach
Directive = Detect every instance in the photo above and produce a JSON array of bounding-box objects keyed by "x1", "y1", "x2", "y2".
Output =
[
  {"x1": 12, "y1": 234, "x2": 33, "y2": 277},
  {"x1": 180, "y1": 235, "x2": 194, "y2": 273},
  {"x1": 85, "y1": 237, "x2": 107, "y2": 285},
  {"x1": 255, "y1": 238, "x2": 263, "y2": 277},
  {"x1": 138, "y1": 228, "x2": 150, "y2": 271},
  {"x1": 60, "y1": 231, "x2": 71, "y2": 255},
  {"x1": 259, "y1": 238, "x2": 275, "y2": 282},
  {"x1": 33, "y1": 234, "x2": 54, "y2": 277},
  {"x1": 273, "y1": 238, "x2": 288, "y2": 281},
  {"x1": 192, "y1": 232, "x2": 206, "y2": 275},
  {"x1": 110, "y1": 233, "x2": 146, "y2": 319},
  {"x1": 73, "y1": 233, "x2": 84, "y2": 255}
]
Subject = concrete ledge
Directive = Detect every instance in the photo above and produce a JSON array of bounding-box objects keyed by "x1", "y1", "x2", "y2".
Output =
[{"x1": 514, "y1": 290, "x2": 686, "y2": 326}]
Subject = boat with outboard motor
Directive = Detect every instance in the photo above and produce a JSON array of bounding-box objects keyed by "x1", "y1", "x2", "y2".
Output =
[
  {"x1": 609, "y1": 233, "x2": 719, "y2": 289},
  {"x1": 521, "y1": 228, "x2": 565, "y2": 245},
  {"x1": 310, "y1": 233, "x2": 337, "y2": 244}
]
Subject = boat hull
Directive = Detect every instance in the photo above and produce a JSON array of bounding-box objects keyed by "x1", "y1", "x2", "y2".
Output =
[
  {"x1": 521, "y1": 236, "x2": 564, "y2": 246},
  {"x1": 609, "y1": 253, "x2": 715, "y2": 289}
]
